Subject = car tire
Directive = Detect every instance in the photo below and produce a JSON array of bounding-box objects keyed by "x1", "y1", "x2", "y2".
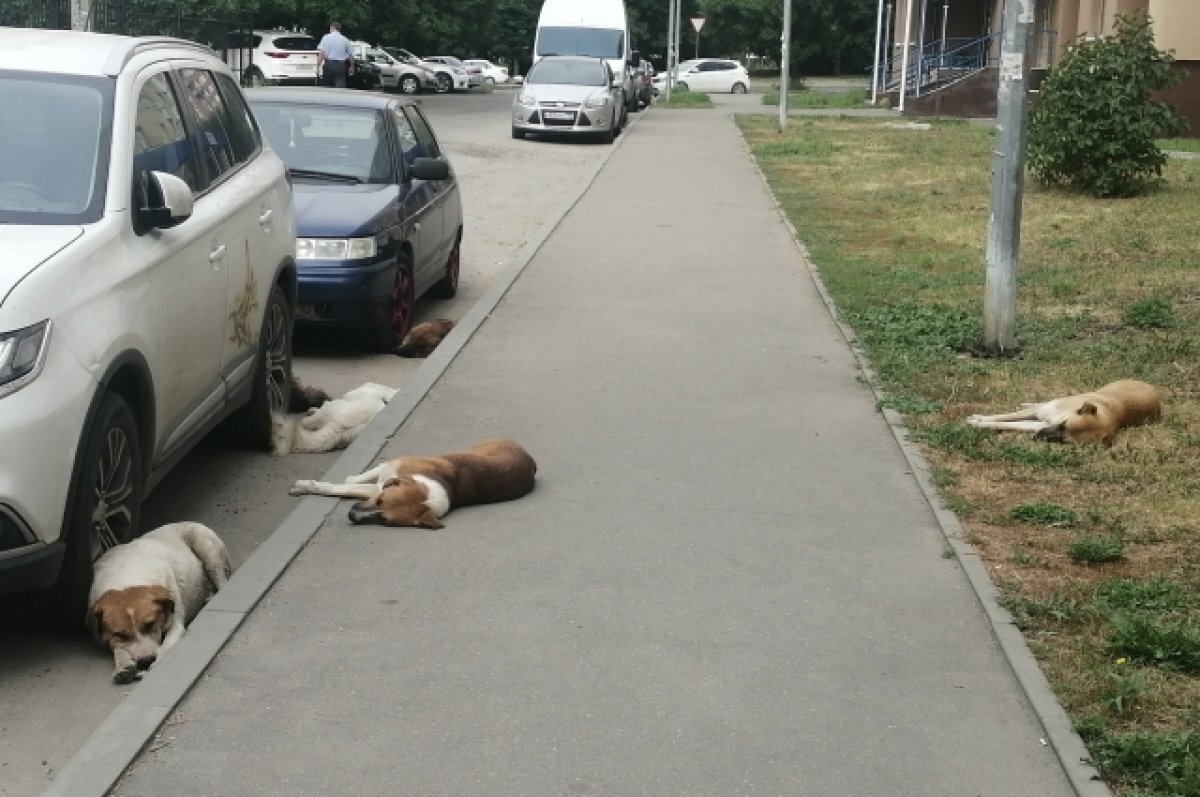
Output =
[
  {"x1": 600, "y1": 117, "x2": 615, "y2": 145},
  {"x1": 222, "y1": 284, "x2": 292, "y2": 450},
  {"x1": 56, "y1": 391, "x2": 142, "y2": 630},
  {"x1": 676, "y1": 82, "x2": 689, "y2": 92},
  {"x1": 431, "y1": 235, "x2": 461, "y2": 299},
  {"x1": 399, "y1": 75, "x2": 421, "y2": 95},
  {"x1": 368, "y1": 255, "x2": 416, "y2": 350},
  {"x1": 435, "y1": 73, "x2": 452, "y2": 93},
  {"x1": 511, "y1": 126, "x2": 525, "y2": 140},
  {"x1": 732, "y1": 82, "x2": 748, "y2": 94},
  {"x1": 484, "y1": 77, "x2": 496, "y2": 86}
]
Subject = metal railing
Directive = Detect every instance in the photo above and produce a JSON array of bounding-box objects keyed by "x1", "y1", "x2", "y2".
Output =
[{"x1": 876, "y1": 29, "x2": 1057, "y2": 98}]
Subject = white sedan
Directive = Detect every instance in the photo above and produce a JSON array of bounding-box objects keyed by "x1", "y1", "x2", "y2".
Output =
[
  {"x1": 465, "y1": 58, "x2": 510, "y2": 84},
  {"x1": 653, "y1": 58, "x2": 750, "y2": 94}
]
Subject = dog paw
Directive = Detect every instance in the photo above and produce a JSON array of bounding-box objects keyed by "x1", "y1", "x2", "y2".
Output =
[
  {"x1": 965, "y1": 415, "x2": 984, "y2": 426},
  {"x1": 289, "y1": 480, "x2": 316, "y2": 496},
  {"x1": 113, "y1": 666, "x2": 140, "y2": 685}
]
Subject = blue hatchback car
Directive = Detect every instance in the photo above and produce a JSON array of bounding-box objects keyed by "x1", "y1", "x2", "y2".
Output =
[{"x1": 246, "y1": 88, "x2": 462, "y2": 348}]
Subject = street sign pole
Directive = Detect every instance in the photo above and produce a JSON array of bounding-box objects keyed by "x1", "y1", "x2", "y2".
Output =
[
  {"x1": 779, "y1": 0, "x2": 792, "y2": 130},
  {"x1": 665, "y1": 0, "x2": 676, "y2": 103},
  {"x1": 691, "y1": 17, "x2": 706, "y2": 59},
  {"x1": 983, "y1": 0, "x2": 1033, "y2": 354}
]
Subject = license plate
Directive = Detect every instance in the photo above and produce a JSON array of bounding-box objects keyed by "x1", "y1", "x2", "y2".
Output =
[
  {"x1": 295, "y1": 304, "x2": 317, "y2": 319},
  {"x1": 544, "y1": 111, "x2": 572, "y2": 120}
]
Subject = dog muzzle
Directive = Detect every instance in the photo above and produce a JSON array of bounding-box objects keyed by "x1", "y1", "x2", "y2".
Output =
[{"x1": 347, "y1": 503, "x2": 383, "y2": 525}]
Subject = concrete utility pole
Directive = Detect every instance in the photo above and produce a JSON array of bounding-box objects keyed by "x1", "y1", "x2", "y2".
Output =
[
  {"x1": 871, "y1": 0, "x2": 886, "y2": 104},
  {"x1": 779, "y1": 0, "x2": 791, "y2": 131},
  {"x1": 673, "y1": 0, "x2": 682, "y2": 91},
  {"x1": 665, "y1": 0, "x2": 677, "y2": 103},
  {"x1": 982, "y1": 0, "x2": 1034, "y2": 354},
  {"x1": 71, "y1": 0, "x2": 90, "y2": 30},
  {"x1": 897, "y1": 0, "x2": 914, "y2": 112}
]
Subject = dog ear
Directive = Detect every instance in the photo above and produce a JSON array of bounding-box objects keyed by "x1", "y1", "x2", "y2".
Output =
[
  {"x1": 415, "y1": 508, "x2": 445, "y2": 530},
  {"x1": 154, "y1": 596, "x2": 176, "y2": 619},
  {"x1": 85, "y1": 605, "x2": 103, "y2": 639},
  {"x1": 1078, "y1": 401, "x2": 1098, "y2": 416}
]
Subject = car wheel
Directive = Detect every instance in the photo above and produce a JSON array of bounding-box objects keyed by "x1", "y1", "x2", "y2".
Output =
[
  {"x1": 57, "y1": 392, "x2": 142, "y2": 629},
  {"x1": 676, "y1": 81, "x2": 689, "y2": 92},
  {"x1": 511, "y1": 126, "x2": 525, "y2": 140},
  {"x1": 431, "y1": 235, "x2": 461, "y2": 299},
  {"x1": 222, "y1": 284, "x2": 292, "y2": 449},
  {"x1": 435, "y1": 73, "x2": 452, "y2": 93},
  {"x1": 368, "y1": 255, "x2": 416, "y2": 350},
  {"x1": 400, "y1": 75, "x2": 420, "y2": 95},
  {"x1": 732, "y1": 82, "x2": 748, "y2": 94},
  {"x1": 600, "y1": 116, "x2": 615, "y2": 144},
  {"x1": 484, "y1": 77, "x2": 496, "y2": 86},
  {"x1": 245, "y1": 67, "x2": 269, "y2": 88}
]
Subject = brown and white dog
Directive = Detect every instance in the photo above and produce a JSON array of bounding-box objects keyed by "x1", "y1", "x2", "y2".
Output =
[
  {"x1": 966, "y1": 379, "x2": 1162, "y2": 445},
  {"x1": 393, "y1": 318, "x2": 455, "y2": 358},
  {"x1": 288, "y1": 438, "x2": 536, "y2": 528},
  {"x1": 87, "y1": 522, "x2": 231, "y2": 684},
  {"x1": 271, "y1": 382, "x2": 398, "y2": 456}
]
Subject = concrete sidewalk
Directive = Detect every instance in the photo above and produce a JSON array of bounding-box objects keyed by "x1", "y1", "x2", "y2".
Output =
[{"x1": 97, "y1": 111, "x2": 1082, "y2": 796}]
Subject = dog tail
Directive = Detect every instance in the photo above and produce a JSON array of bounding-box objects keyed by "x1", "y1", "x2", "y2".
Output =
[{"x1": 177, "y1": 522, "x2": 232, "y2": 591}]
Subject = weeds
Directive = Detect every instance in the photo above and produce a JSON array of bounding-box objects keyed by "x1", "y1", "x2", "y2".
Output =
[
  {"x1": 1011, "y1": 500, "x2": 1079, "y2": 527},
  {"x1": 1070, "y1": 534, "x2": 1128, "y2": 564}
]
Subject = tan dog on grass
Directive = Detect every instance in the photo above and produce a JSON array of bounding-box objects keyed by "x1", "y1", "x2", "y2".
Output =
[
  {"x1": 966, "y1": 379, "x2": 1161, "y2": 446},
  {"x1": 289, "y1": 438, "x2": 536, "y2": 528}
]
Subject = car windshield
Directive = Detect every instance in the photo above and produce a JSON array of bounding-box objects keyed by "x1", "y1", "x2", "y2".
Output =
[
  {"x1": 0, "y1": 72, "x2": 111, "y2": 224},
  {"x1": 537, "y1": 27, "x2": 624, "y2": 59},
  {"x1": 250, "y1": 102, "x2": 392, "y2": 183},
  {"x1": 527, "y1": 59, "x2": 607, "y2": 87},
  {"x1": 435, "y1": 56, "x2": 464, "y2": 67}
]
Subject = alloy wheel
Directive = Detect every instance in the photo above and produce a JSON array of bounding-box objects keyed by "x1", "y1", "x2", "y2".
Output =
[{"x1": 89, "y1": 426, "x2": 135, "y2": 562}]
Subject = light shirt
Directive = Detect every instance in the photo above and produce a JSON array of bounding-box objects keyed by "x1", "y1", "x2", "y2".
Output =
[{"x1": 317, "y1": 30, "x2": 354, "y2": 61}]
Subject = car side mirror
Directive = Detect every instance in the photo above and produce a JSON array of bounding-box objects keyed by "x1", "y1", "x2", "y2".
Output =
[
  {"x1": 140, "y1": 171, "x2": 193, "y2": 230},
  {"x1": 409, "y1": 157, "x2": 448, "y2": 181}
]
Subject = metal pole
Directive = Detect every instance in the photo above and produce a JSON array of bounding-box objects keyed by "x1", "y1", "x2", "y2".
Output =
[
  {"x1": 695, "y1": 28, "x2": 700, "y2": 59},
  {"x1": 871, "y1": 0, "x2": 885, "y2": 104},
  {"x1": 897, "y1": 0, "x2": 915, "y2": 111},
  {"x1": 983, "y1": 0, "x2": 1033, "y2": 354},
  {"x1": 665, "y1": 0, "x2": 676, "y2": 102},
  {"x1": 915, "y1": 0, "x2": 928, "y2": 97},
  {"x1": 882, "y1": 2, "x2": 894, "y2": 92},
  {"x1": 673, "y1": 0, "x2": 682, "y2": 91},
  {"x1": 779, "y1": 0, "x2": 791, "y2": 131},
  {"x1": 939, "y1": 0, "x2": 949, "y2": 68}
]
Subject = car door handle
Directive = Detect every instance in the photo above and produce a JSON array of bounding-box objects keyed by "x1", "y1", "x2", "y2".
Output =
[
  {"x1": 209, "y1": 244, "x2": 227, "y2": 263},
  {"x1": 258, "y1": 209, "x2": 273, "y2": 225}
]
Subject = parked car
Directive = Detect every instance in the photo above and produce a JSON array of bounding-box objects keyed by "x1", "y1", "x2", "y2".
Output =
[
  {"x1": 222, "y1": 28, "x2": 320, "y2": 87},
  {"x1": 0, "y1": 30, "x2": 297, "y2": 624},
  {"x1": 464, "y1": 58, "x2": 510, "y2": 84},
  {"x1": 247, "y1": 88, "x2": 462, "y2": 349},
  {"x1": 345, "y1": 57, "x2": 382, "y2": 90},
  {"x1": 512, "y1": 56, "x2": 622, "y2": 144},
  {"x1": 383, "y1": 47, "x2": 468, "y2": 93},
  {"x1": 359, "y1": 45, "x2": 436, "y2": 94},
  {"x1": 654, "y1": 58, "x2": 749, "y2": 94},
  {"x1": 425, "y1": 56, "x2": 484, "y2": 87}
]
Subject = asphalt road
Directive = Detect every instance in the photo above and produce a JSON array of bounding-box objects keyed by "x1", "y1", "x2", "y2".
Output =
[{"x1": 0, "y1": 86, "x2": 616, "y2": 797}]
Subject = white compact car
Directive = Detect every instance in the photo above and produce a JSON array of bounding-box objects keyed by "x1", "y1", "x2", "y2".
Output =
[
  {"x1": 512, "y1": 56, "x2": 622, "y2": 143},
  {"x1": 654, "y1": 58, "x2": 750, "y2": 95},
  {"x1": 222, "y1": 28, "x2": 320, "y2": 87},
  {"x1": 0, "y1": 29, "x2": 298, "y2": 625},
  {"x1": 465, "y1": 59, "x2": 510, "y2": 84}
]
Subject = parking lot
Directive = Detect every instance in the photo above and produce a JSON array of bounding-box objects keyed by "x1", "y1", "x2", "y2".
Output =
[{"x1": 0, "y1": 87, "x2": 622, "y2": 797}]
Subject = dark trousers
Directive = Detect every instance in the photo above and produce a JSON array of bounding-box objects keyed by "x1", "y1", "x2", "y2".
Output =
[{"x1": 323, "y1": 59, "x2": 349, "y2": 88}]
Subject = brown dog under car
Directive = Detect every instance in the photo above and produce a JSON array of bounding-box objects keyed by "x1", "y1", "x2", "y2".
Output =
[{"x1": 393, "y1": 318, "x2": 455, "y2": 358}]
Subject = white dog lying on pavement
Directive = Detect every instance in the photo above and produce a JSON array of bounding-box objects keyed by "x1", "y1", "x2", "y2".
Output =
[
  {"x1": 270, "y1": 382, "x2": 398, "y2": 456},
  {"x1": 87, "y1": 522, "x2": 231, "y2": 684}
]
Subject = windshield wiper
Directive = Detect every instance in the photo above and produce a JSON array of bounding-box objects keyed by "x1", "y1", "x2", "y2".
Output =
[{"x1": 287, "y1": 167, "x2": 362, "y2": 184}]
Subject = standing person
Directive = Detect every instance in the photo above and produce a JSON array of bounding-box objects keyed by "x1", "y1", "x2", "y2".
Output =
[{"x1": 316, "y1": 21, "x2": 354, "y2": 87}]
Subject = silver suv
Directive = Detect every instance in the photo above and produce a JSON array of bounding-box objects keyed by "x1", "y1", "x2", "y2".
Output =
[{"x1": 0, "y1": 29, "x2": 298, "y2": 625}]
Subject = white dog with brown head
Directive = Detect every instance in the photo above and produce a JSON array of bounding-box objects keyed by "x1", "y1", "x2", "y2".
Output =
[{"x1": 87, "y1": 522, "x2": 231, "y2": 684}]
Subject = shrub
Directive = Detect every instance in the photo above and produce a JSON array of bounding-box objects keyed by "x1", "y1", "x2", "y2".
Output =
[
  {"x1": 1027, "y1": 13, "x2": 1188, "y2": 197},
  {"x1": 1068, "y1": 533, "x2": 1126, "y2": 563},
  {"x1": 1124, "y1": 296, "x2": 1175, "y2": 329},
  {"x1": 1010, "y1": 500, "x2": 1079, "y2": 527}
]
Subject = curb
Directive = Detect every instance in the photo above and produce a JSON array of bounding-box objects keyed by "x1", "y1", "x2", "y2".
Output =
[
  {"x1": 41, "y1": 110, "x2": 646, "y2": 797},
  {"x1": 735, "y1": 114, "x2": 1112, "y2": 797}
]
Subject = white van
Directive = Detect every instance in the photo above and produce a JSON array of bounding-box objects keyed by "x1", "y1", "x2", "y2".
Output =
[{"x1": 533, "y1": 0, "x2": 639, "y2": 116}]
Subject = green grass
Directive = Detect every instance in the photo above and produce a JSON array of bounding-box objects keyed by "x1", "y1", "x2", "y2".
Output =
[
  {"x1": 1159, "y1": 137, "x2": 1200, "y2": 153},
  {"x1": 760, "y1": 89, "x2": 868, "y2": 108},
  {"x1": 737, "y1": 114, "x2": 1200, "y2": 795},
  {"x1": 659, "y1": 89, "x2": 713, "y2": 108}
]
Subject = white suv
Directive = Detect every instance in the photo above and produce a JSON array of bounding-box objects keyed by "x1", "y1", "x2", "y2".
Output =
[
  {"x1": 222, "y1": 29, "x2": 319, "y2": 87},
  {"x1": 0, "y1": 29, "x2": 298, "y2": 625}
]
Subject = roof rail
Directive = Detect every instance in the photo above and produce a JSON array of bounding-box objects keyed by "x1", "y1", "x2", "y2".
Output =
[{"x1": 102, "y1": 36, "x2": 215, "y2": 77}]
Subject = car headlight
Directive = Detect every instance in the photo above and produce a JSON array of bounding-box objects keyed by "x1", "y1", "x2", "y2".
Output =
[
  {"x1": 296, "y1": 237, "x2": 378, "y2": 261},
  {"x1": 517, "y1": 92, "x2": 537, "y2": 107},
  {"x1": 0, "y1": 320, "x2": 52, "y2": 399},
  {"x1": 584, "y1": 95, "x2": 609, "y2": 108}
]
